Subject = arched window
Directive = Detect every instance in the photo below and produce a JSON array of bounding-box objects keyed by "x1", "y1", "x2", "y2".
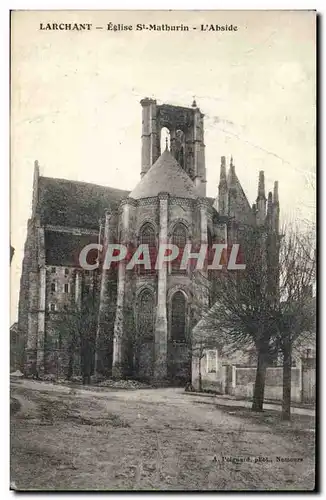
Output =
[
  {"x1": 137, "y1": 289, "x2": 155, "y2": 342},
  {"x1": 177, "y1": 147, "x2": 184, "y2": 168},
  {"x1": 175, "y1": 129, "x2": 185, "y2": 169},
  {"x1": 140, "y1": 223, "x2": 155, "y2": 246},
  {"x1": 171, "y1": 223, "x2": 187, "y2": 274},
  {"x1": 160, "y1": 127, "x2": 170, "y2": 153},
  {"x1": 207, "y1": 227, "x2": 213, "y2": 269},
  {"x1": 171, "y1": 291, "x2": 187, "y2": 342},
  {"x1": 207, "y1": 227, "x2": 213, "y2": 248},
  {"x1": 139, "y1": 223, "x2": 156, "y2": 275}
]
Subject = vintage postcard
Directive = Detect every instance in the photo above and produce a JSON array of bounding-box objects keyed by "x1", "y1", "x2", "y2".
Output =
[{"x1": 10, "y1": 10, "x2": 316, "y2": 491}]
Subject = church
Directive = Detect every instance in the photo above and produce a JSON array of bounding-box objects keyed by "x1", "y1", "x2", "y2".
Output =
[{"x1": 18, "y1": 98, "x2": 280, "y2": 384}]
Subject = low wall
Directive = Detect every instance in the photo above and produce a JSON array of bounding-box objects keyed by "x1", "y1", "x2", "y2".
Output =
[
  {"x1": 302, "y1": 358, "x2": 316, "y2": 403},
  {"x1": 192, "y1": 350, "x2": 315, "y2": 403},
  {"x1": 234, "y1": 366, "x2": 302, "y2": 403}
]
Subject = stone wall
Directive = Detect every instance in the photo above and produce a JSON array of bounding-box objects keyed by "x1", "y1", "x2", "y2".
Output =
[
  {"x1": 234, "y1": 366, "x2": 302, "y2": 402},
  {"x1": 301, "y1": 357, "x2": 316, "y2": 404},
  {"x1": 192, "y1": 349, "x2": 315, "y2": 404}
]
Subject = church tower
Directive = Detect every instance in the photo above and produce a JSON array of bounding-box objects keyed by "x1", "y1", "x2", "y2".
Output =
[{"x1": 140, "y1": 98, "x2": 207, "y2": 197}]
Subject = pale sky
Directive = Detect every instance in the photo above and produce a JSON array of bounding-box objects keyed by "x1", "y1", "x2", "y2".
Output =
[{"x1": 10, "y1": 10, "x2": 316, "y2": 321}]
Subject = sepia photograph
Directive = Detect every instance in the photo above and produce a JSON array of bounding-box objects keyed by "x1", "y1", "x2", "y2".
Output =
[{"x1": 10, "y1": 9, "x2": 316, "y2": 491}]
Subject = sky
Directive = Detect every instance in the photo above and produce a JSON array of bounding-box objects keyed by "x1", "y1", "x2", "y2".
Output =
[{"x1": 10, "y1": 10, "x2": 316, "y2": 321}]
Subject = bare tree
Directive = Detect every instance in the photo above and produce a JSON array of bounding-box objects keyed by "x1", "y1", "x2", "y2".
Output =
[
  {"x1": 194, "y1": 226, "x2": 279, "y2": 411},
  {"x1": 194, "y1": 224, "x2": 315, "y2": 417},
  {"x1": 275, "y1": 228, "x2": 316, "y2": 420},
  {"x1": 54, "y1": 292, "x2": 99, "y2": 384}
]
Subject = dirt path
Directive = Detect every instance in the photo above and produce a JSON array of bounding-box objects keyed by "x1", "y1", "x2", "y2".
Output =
[{"x1": 10, "y1": 380, "x2": 315, "y2": 491}]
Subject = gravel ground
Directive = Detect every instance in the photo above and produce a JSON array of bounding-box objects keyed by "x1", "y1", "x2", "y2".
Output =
[{"x1": 10, "y1": 379, "x2": 316, "y2": 491}]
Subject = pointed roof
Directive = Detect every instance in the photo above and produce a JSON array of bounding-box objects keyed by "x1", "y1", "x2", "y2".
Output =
[{"x1": 129, "y1": 149, "x2": 198, "y2": 200}]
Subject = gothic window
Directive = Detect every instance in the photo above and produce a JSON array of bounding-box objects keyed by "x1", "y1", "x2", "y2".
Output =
[
  {"x1": 137, "y1": 289, "x2": 154, "y2": 342},
  {"x1": 207, "y1": 227, "x2": 213, "y2": 267},
  {"x1": 207, "y1": 227, "x2": 214, "y2": 306},
  {"x1": 177, "y1": 147, "x2": 184, "y2": 168},
  {"x1": 64, "y1": 283, "x2": 69, "y2": 293},
  {"x1": 175, "y1": 129, "x2": 185, "y2": 170},
  {"x1": 171, "y1": 223, "x2": 187, "y2": 274},
  {"x1": 171, "y1": 291, "x2": 187, "y2": 342},
  {"x1": 207, "y1": 227, "x2": 213, "y2": 248},
  {"x1": 160, "y1": 127, "x2": 170, "y2": 153},
  {"x1": 51, "y1": 282, "x2": 56, "y2": 292},
  {"x1": 139, "y1": 223, "x2": 156, "y2": 275},
  {"x1": 140, "y1": 223, "x2": 155, "y2": 246}
]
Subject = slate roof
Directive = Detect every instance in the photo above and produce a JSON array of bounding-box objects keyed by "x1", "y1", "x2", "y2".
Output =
[
  {"x1": 38, "y1": 177, "x2": 130, "y2": 230},
  {"x1": 129, "y1": 150, "x2": 199, "y2": 200}
]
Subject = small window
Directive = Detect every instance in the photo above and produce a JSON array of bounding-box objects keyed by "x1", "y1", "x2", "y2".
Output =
[
  {"x1": 51, "y1": 267, "x2": 56, "y2": 273},
  {"x1": 63, "y1": 304, "x2": 68, "y2": 311},
  {"x1": 64, "y1": 268, "x2": 69, "y2": 276},
  {"x1": 64, "y1": 283, "x2": 69, "y2": 293},
  {"x1": 51, "y1": 283, "x2": 56, "y2": 292},
  {"x1": 206, "y1": 350, "x2": 218, "y2": 373},
  {"x1": 84, "y1": 285, "x2": 90, "y2": 295},
  {"x1": 85, "y1": 270, "x2": 90, "y2": 276},
  {"x1": 49, "y1": 303, "x2": 56, "y2": 312}
]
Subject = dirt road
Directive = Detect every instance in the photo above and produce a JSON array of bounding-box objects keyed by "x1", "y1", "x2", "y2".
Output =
[{"x1": 10, "y1": 379, "x2": 315, "y2": 491}]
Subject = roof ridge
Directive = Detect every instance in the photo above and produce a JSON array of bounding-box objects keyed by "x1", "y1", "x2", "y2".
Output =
[{"x1": 39, "y1": 175, "x2": 130, "y2": 194}]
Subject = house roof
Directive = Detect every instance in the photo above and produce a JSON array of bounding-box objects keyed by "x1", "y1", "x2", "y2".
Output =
[
  {"x1": 38, "y1": 177, "x2": 130, "y2": 229},
  {"x1": 129, "y1": 149, "x2": 199, "y2": 200}
]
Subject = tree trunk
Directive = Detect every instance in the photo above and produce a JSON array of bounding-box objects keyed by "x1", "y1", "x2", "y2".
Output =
[
  {"x1": 198, "y1": 356, "x2": 203, "y2": 392},
  {"x1": 282, "y1": 335, "x2": 292, "y2": 420},
  {"x1": 67, "y1": 342, "x2": 74, "y2": 380},
  {"x1": 67, "y1": 354, "x2": 73, "y2": 381},
  {"x1": 252, "y1": 349, "x2": 267, "y2": 411},
  {"x1": 80, "y1": 339, "x2": 92, "y2": 385}
]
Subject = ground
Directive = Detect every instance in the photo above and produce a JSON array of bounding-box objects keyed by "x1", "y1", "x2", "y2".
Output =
[{"x1": 10, "y1": 379, "x2": 316, "y2": 491}]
